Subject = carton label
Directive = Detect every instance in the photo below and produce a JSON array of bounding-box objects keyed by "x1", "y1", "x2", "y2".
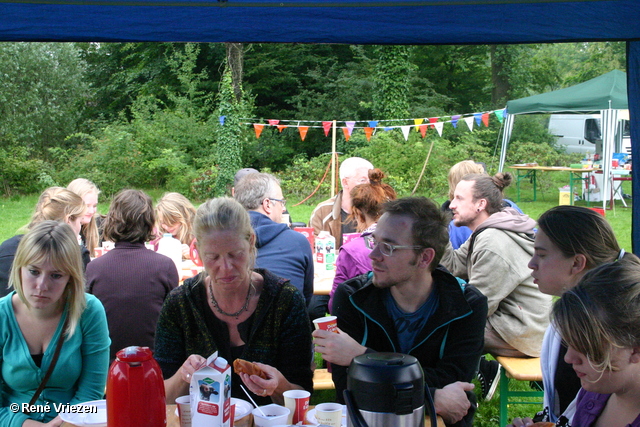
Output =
[{"x1": 197, "y1": 401, "x2": 219, "y2": 416}]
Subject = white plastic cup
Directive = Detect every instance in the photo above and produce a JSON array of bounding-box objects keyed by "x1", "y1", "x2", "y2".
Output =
[
  {"x1": 175, "y1": 395, "x2": 191, "y2": 427},
  {"x1": 252, "y1": 404, "x2": 290, "y2": 427},
  {"x1": 313, "y1": 316, "x2": 338, "y2": 333},
  {"x1": 283, "y1": 389, "x2": 310, "y2": 424},
  {"x1": 315, "y1": 402, "x2": 343, "y2": 427}
]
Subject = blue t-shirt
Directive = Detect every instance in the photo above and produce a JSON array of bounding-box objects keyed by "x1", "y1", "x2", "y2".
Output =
[{"x1": 384, "y1": 288, "x2": 439, "y2": 354}]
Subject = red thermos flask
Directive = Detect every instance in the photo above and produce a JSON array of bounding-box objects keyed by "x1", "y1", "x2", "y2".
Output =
[{"x1": 107, "y1": 346, "x2": 166, "y2": 427}]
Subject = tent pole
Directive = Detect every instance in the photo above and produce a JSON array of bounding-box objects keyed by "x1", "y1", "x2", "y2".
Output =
[
  {"x1": 331, "y1": 120, "x2": 337, "y2": 198},
  {"x1": 499, "y1": 113, "x2": 514, "y2": 172}
]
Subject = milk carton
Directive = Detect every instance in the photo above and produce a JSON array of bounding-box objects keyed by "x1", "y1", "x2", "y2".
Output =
[
  {"x1": 190, "y1": 352, "x2": 232, "y2": 427},
  {"x1": 315, "y1": 231, "x2": 336, "y2": 275}
]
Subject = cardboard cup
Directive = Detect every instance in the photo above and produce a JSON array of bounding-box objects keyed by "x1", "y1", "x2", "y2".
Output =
[
  {"x1": 175, "y1": 395, "x2": 191, "y2": 427},
  {"x1": 93, "y1": 247, "x2": 104, "y2": 258},
  {"x1": 315, "y1": 402, "x2": 343, "y2": 427},
  {"x1": 313, "y1": 316, "x2": 338, "y2": 333},
  {"x1": 252, "y1": 404, "x2": 290, "y2": 427},
  {"x1": 283, "y1": 389, "x2": 310, "y2": 424}
]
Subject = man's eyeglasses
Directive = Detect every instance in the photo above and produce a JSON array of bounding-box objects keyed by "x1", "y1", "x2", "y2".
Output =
[
  {"x1": 268, "y1": 198, "x2": 287, "y2": 207},
  {"x1": 364, "y1": 235, "x2": 422, "y2": 257}
]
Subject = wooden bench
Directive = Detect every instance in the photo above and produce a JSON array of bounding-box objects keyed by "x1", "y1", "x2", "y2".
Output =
[
  {"x1": 313, "y1": 368, "x2": 335, "y2": 390},
  {"x1": 494, "y1": 356, "x2": 544, "y2": 427}
]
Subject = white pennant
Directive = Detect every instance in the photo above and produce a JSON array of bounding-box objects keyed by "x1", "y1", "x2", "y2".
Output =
[
  {"x1": 434, "y1": 122, "x2": 444, "y2": 137},
  {"x1": 464, "y1": 116, "x2": 474, "y2": 132},
  {"x1": 401, "y1": 125, "x2": 411, "y2": 141}
]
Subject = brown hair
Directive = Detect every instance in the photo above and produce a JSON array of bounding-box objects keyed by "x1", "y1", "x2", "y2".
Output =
[
  {"x1": 102, "y1": 189, "x2": 156, "y2": 244},
  {"x1": 461, "y1": 172, "x2": 513, "y2": 215},
  {"x1": 156, "y1": 192, "x2": 196, "y2": 245},
  {"x1": 348, "y1": 168, "x2": 397, "y2": 232},
  {"x1": 448, "y1": 161, "x2": 485, "y2": 200},
  {"x1": 28, "y1": 187, "x2": 86, "y2": 230}
]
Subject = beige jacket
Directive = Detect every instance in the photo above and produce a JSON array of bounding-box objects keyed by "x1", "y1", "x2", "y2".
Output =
[{"x1": 309, "y1": 192, "x2": 344, "y2": 249}]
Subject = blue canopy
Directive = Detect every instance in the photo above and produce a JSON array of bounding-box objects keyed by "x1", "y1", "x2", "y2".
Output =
[{"x1": 1, "y1": 0, "x2": 640, "y2": 253}]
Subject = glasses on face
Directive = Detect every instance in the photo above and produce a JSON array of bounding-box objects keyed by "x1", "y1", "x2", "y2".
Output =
[
  {"x1": 268, "y1": 198, "x2": 287, "y2": 208},
  {"x1": 364, "y1": 235, "x2": 423, "y2": 257}
]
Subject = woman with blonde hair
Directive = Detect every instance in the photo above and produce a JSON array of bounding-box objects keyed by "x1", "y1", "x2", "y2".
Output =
[
  {"x1": 67, "y1": 178, "x2": 102, "y2": 258},
  {"x1": 0, "y1": 221, "x2": 110, "y2": 426},
  {"x1": 155, "y1": 192, "x2": 196, "y2": 259},
  {"x1": 0, "y1": 187, "x2": 88, "y2": 297},
  {"x1": 155, "y1": 197, "x2": 313, "y2": 406}
]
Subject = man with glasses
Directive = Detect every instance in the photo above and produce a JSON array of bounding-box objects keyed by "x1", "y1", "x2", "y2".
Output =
[
  {"x1": 313, "y1": 197, "x2": 488, "y2": 427},
  {"x1": 234, "y1": 172, "x2": 313, "y2": 306}
]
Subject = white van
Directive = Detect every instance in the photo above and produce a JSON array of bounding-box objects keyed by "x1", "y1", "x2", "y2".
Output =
[{"x1": 548, "y1": 114, "x2": 631, "y2": 156}]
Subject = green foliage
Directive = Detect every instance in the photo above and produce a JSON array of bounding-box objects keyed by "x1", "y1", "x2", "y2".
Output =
[
  {"x1": 277, "y1": 154, "x2": 335, "y2": 203},
  {"x1": 0, "y1": 146, "x2": 57, "y2": 196},
  {"x1": 371, "y1": 46, "x2": 416, "y2": 119}
]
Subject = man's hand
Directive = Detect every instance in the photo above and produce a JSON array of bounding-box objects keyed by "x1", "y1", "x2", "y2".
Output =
[
  {"x1": 312, "y1": 328, "x2": 366, "y2": 366},
  {"x1": 507, "y1": 417, "x2": 534, "y2": 427},
  {"x1": 433, "y1": 382, "x2": 474, "y2": 424}
]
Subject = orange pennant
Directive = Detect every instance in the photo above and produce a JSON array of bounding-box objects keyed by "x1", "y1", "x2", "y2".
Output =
[
  {"x1": 268, "y1": 119, "x2": 279, "y2": 126},
  {"x1": 342, "y1": 127, "x2": 351, "y2": 142},
  {"x1": 253, "y1": 124, "x2": 264, "y2": 139},
  {"x1": 364, "y1": 127, "x2": 373, "y2": 141},
  {"x1": 277, "y1": 125, "x2": 287, "y2": 133},
  {"x1": 429, "y1": 117, "x2": 438, "y2": 128},
  {"x1": 299, "y1": 126, "x2": 309, "y2": 141},
  {"x1": 419, "y1": 124, "x2": 428, "y2": 138},
  {"x1": 322, "y1": 121, "x2": 332, "y2": 137},
  {"x1": 481, "y1": 113, "x2": 489, "y2": 127}
]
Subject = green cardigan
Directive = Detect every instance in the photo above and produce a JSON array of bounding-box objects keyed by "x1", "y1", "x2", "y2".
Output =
[
  {"x1": 0, "y1": 293, "x2": 110, "y2": 427},
  {"x1": 154, "y1": 269, "x2": 313, "y2": 405}
]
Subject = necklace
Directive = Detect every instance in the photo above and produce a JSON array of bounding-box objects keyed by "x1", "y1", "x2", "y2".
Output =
[{"x1": 209, "y1": 280, "x2": 255, "y2": 318}]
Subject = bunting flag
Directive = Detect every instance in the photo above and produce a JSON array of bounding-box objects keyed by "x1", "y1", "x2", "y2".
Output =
[
  {"x1": 253, "y1": 124, "x2": 264, "y2": 139},
  {"x1": 219, "y1": 116, "x2": 226, "y2": 125},
  {"x1": 474, "y1": 113, "x2": 482, "y2": 127},
  {"x1": 345, "y1": 121, "x2": 356, "y2": 134},
  {"x1": 481, "y1": 112, "x2": 489, "y2": 127},
  {"x1": 322, "y1": 121, "x2": 332, "y2": 137},
  {"x1": 342, "y1": 127, "x2": 351, "y2": 142},
  {"x1": 384, "y1": 127, "x2": 394, "y2": 131},
  {"x1": 451, "y1": 115, "x2": 460, "y2": 128},
  {"x1": 299, "y1": 126, "x2": 309, "y2": 141},
  {"x1": 277, "y1": 124, "x2": 287, "y2": 133},
  {"x1": 364, "y1": 127, "x2": 374, "y2": 141},
  {"x1": 428, "y1": 117, "x2": 438, "y2": 128},
  {"x1": 413, "y1": 118, "x2": 424, "y2": 132},
  {"x1": 419, "y1": 124, "x2": 428, "y2": 138},
  {"x1": 494, "y1": 109, "x2": 505, "y2": 123},
  {"x1": 434, "y1": 122, "x2": 444, "y2": 137},
  {"x1": 464, "y1": 116, "x2": 474, "y2": 131},
  {"x1": 268, "y1": 119, "x2": 279, "y2": 126},
  {"x1": 401, "y1": 125, "x2": 411, "y2": 141},
  {"x1": 368, "y1": 120, "x2": 378, "y2": 128}
]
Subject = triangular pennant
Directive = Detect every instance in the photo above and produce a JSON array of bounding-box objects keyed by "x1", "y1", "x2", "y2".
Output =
[
  {"x1": 464, "y1": 116, "x2": 474, "y2": 131},
  {"x1": 364, "y1": 127, "x2": 374, "y2": 142},
  {"x1": 413, "y1": 118, "x2": 424, "y2": 132},
  {"x1": 277, "y1": 125, "x2": 287, "y2": 133},
  {"x1": 401, "y1": 125, "x2": 411, "y2": 141},
  {"x1": 268, "y1": 119, "x2": 279, "y2": 126},
  {"x1": 368, "y1": 121, "x2": 378, "y2": 128},
  {"x1": 419, "y1": 124, "x2": 428, "y2": 138},
  {"x1": 298, "y1": 126, "x2": 309, "y2": 141},
  {"x1": 494, "y1": 109, "x2": 505, "y2": 123},
  {"x1": 322, "y1": 121, "x2": 332, "y2": 137},
  {"x1": 474, "y1": 113, "x2": 482, "y2": 127},
  {"x1": 219, "y1": 116, "x2": 226, "y2": 125},
  {"x1": 345, "y1": 121, "x2": 356, "y2": 134},
  {"x1": 428, "y1": 117, "x2": 438, "y2": 128},
  {"x1": 451, "y1": 115, "x2": 460, "y2": 129},
  {"x1": 481, "y1": 112, "x2": 489, "y2": 127},
  {"x1": 253, "y1": 124, "x2": 264, "y2": 139},
  {"x1": 384, "y1": 127, "x2": 394, "y2": 131},
  {"x1": 342, "y1": 127, "x2": 351, "y2": 142},
  {"x1": 434, "y1": 122, "x2": 444, "y2": 137}
]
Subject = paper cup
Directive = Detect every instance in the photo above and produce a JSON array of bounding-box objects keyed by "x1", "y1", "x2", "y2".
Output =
[
  {"x1": 313, "y1": 316, "x2": 338, "y2": 333},
  {"x1": 252, "y1": 404, "x2": 290, "y2": 427},
  {"x1": 315, "y1": 402, "x2": 343, "y2": 427},
  {"x1": 283, "y1": 389, "x2": 310, "y2": 424},
  {"x1": 175, "y1": 395, "x2": 191, "y2": 427}
]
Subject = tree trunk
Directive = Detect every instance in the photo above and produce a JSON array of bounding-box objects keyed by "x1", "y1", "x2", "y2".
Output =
[
  {"x1": 225, "y1": 42, "x2": 244, "y2": 103},
  {"x1": 490, "y1": 45, "x2": 511, "y2": 106}
]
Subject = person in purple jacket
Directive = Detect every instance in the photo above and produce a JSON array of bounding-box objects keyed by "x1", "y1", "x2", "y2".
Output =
[
  {"x1": 328, "y1": 168, "x2": 396, "y2": 313},
  {"x1": 549, "y1": 256, "x2": 640, "y2": 427}
]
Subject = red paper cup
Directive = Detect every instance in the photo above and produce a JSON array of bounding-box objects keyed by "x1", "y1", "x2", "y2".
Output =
[
  {"x1": 294, "y1": 227, "x2": 315, "y2": 252},
  {"x1": 313, "y1": 316, "x2": 338, "y2": 333},
  {"x1": 283, "y1": 389, "x2": 310, "y2": 425}
]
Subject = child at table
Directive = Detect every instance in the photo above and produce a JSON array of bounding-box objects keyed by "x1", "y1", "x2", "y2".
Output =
[{"x1": 551, "y1": 256, "x2": 640, "y2": 427}]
